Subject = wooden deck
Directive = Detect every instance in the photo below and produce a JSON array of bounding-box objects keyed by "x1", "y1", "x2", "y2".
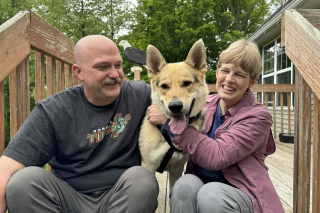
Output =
[
  {"x1": 155, "y1": 139, "x2": 295, "y2": 213},
  {"x1": 266, "y1": 140, "x2": 294, "y2": 213}
]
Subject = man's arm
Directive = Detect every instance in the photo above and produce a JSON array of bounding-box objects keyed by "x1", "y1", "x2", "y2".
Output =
[{"x1": 0, "y1": 156, "x2": 25, "y2": 213}]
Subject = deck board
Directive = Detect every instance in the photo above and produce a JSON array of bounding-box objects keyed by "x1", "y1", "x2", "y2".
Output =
[
  {"x1": 155, "y1": 172, "x2": 169, "y2": 213},
  {"x1": 261, "y1": 139, "x2": 295, "y2": 213},
  {"x1": 156, "y1": 139, "x2": 295, "y2": 213}
]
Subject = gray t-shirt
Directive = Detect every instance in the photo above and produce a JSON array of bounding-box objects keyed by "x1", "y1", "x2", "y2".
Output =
[{"x1": 3, "y1": 80, "x2": 151, "y2": 194}]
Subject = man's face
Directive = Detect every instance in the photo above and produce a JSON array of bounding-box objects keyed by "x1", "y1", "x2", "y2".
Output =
[{"x1": 77, "y1": 44, "x2": 124, "y2": 106}]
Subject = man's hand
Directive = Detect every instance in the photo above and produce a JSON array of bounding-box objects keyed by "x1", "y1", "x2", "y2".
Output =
[
  {"x1": 147, "y1": 105, "x2": 168, "y2": 125},
  {"x1": 0, "y1": 156, "x2": 25, "y2": 213}
]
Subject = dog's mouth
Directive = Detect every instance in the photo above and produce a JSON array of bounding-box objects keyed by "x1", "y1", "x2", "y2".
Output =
[{"x1": 168, "y1": 115, "x2": 187, "y2": 135}]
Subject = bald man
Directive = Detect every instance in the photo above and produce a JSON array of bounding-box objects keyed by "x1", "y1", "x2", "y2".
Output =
[{"x1": 0, "y1": 35, "x2": 158, "y2": 213}]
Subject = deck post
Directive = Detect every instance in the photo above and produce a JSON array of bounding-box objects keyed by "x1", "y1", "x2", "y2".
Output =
[{"x1": 293, "y1": 70, "x2": 312, "y2": 213}]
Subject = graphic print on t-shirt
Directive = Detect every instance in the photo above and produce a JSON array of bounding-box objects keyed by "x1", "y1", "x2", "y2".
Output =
[{"x1": 86, "y1": 113, "x2": 131, "y2": 145}]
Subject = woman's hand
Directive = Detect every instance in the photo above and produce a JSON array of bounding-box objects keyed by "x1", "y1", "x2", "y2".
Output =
[{"x1": 147, "y1": 105, "x2": 168, "y2": 125}]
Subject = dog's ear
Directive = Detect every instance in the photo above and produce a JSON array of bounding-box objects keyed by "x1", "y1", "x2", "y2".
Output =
[
  {"x1": 146, "y1": 45, "x2": 167, "y2": 76},
  {"x1": 185, "y1": 39, "x2": 207, "y2": 71}
]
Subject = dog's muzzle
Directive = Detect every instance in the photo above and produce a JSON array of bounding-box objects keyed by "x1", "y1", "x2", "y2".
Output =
[{"x1": 168, "y1": 101, "x2": 183, "y2": 114}]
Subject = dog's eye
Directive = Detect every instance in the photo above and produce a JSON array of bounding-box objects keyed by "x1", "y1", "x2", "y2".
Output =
[
  {"x1": 160, "y1": 84, "x2": 169, "y2": 90},
  {"x1": 182, "y1": 81, "x2": 192, "y2": 87}
]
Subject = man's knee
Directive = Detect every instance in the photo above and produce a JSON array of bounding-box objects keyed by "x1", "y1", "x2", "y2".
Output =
[
  {"x1": 6, "y1": 166, "x2": 49, "y2": 197},
  {"x1": 175, "y1": 174, "x2": 203, "y2": 187},
  {"x1": 169, "y1": 175, "x2": 203, "y2": 213},
  {"x1": 123, "y1": 166, "x2": 159, "y2": 195},
  {"x1": 197, "y1": 182, "x2": 233, "y2": 210},
  {"x1": 171, "y1": 174, "x2": 203, "y2": 201}
]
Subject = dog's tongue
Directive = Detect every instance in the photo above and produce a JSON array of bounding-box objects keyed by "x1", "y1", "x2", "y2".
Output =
[{"x1": 169, "y1": 115, "x2": 187, "y2": 135}]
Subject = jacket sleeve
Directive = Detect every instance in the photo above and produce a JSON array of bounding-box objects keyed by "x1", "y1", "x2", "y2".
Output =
[{"x1": 171, "y1": 110, "x2": 272, "y2": 171}]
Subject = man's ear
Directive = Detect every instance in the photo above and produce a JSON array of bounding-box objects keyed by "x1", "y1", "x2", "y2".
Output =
[
  {"x1": 249, "y1": 77, "x2": 259, "y2": 88},
  {"x1": 72, "y1": 64, "x2": 84, "y2": 82},
  {"x1": 185, "y1": 39, "x2": 207, "y2": 72},
  {"x1": 146, "y1": 45, "x2": 167, "y2": 77}
]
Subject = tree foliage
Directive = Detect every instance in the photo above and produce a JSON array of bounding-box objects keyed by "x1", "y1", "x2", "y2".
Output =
[
  {"x1": 30, "y1": 0, "x2": 136, "y2": 78},
  {"x1": 31, "y1": 0, "x2": 133, "y2": 42},
  {"x1": 0, "y1": 0, "x2": 280, "y2": 146},
  {"x1": 126, "y1": 0, "x2": 280, "y2": 83}
]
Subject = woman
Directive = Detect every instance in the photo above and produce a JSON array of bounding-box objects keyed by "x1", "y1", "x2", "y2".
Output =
[{"x1": 147, "y1": 40, "x2": 284, "y2": 213}]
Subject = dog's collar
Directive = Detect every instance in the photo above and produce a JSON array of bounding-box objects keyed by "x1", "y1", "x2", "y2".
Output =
[
  {"x1": 186, "y1": 98, "x2": 202, "y2": 124},
  {"x1": 188, "y1": 111, "x2": 202, "y2": 124},
  {"x1": 186, "y1": 98, "x2": 195, "y2": 117}
]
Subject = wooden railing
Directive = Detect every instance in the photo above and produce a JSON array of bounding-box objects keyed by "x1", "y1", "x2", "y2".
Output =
[
  {"x1": 1, "y1": 9, "x2": 313, "y2": 213},
  {"x1": 0, "y1": 11, "x2": 78, "y2": 155},
  {"x1": 208, "y1": 84, "x2": 295, "y2": 139},
  {"x1": 282, "y1": 9, "x2": 320, "y2": 213}
]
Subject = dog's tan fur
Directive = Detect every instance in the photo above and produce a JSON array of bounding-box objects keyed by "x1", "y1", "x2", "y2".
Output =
[{"x1": 139, "y1": 39, "x2": 208, "y2": 189}]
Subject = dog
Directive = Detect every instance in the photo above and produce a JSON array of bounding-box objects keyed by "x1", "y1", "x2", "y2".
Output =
[{"x1": 139, "y1": 39, "x2": 209, "y2": 189}]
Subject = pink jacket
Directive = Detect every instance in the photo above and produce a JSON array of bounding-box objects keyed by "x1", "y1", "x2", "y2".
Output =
[{"x1": 172, "y1": 89, "x2": 284, "y2": 213}]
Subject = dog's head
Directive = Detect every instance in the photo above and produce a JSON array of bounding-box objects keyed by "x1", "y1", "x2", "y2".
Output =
[{"x1": 147, "y1": 39, "x2": 208, "y2": 134}]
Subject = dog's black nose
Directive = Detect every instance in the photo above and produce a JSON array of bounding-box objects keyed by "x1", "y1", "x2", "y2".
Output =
[{"x1": 168, "y1": 101, "x2": 183, "y2": 113}]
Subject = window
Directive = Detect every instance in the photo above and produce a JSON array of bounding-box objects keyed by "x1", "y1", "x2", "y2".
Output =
[
  {"x1": 263, "y1": 42, "x2": 275, "y2": 75},
  {"x1": 262, "y1": 37, "x2": 293, "y2": 107},
  {"x1": 276, "y1": 38, "x2": 291, "y2": 70}
]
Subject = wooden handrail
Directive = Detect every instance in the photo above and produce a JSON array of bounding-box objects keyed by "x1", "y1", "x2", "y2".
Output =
[
  {"x1": 0, "y1": 11, "x2": 30, "y2": 83},
  {"x1": 29, "y1": 12, "x2": 74, "y2": 65},
  {"x1": 0, "y1": 11, "x2": 76, "y2": 154},
  {"x1": 0, "y1": 11, "x2": 74, "y2": 83},
  {"x1": 208, "y1": 84, "x2": 295, "y2": 93},
  {"x1": 281, "y1": 9, "x2": 320, "y2": 100},
  {"x1": 282, "y1": 9, "x2": 320, "y2": 213}
]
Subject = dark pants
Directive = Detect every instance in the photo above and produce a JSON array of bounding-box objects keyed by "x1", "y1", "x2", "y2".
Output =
[
  {"x1": 6, "y1": 166, "x2": 159, "y2": 213},
  {"x1": 170, "y1": 174, "x2": 253, "y2": 213}
]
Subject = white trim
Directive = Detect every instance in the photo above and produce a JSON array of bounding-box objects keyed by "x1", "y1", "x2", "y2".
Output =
[
  {"x1": 248, "y1": 0, "x2": 312, "y2": 42},
  {"x1": 276, "y1": 68, "x2": 291, "y2": 75},
  {"x1": 263, "y1": 72, "x2": 275, "y2": 78},
  {"x1": 263, "y1": 38, "x2": 277, "y2": 48}
]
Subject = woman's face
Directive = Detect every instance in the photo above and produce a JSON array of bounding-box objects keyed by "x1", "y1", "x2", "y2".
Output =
[{"x1": 216, "y1": 63, "x2": 257, "y2": 109}]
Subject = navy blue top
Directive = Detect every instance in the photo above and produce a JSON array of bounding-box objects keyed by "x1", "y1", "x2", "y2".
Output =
[{"x1": 196, "y1": 100, "x2": 229, "y2": 184}]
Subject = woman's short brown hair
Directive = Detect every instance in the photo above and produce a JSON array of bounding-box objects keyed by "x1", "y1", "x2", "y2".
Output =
[{"x1": 216, "y1": 40, "x2": 262, "y2": 80}]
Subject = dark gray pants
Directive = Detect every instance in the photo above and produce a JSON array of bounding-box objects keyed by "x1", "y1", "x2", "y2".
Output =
[
  {"x1": 170, "y1": 174, "x2": 253, "y2": 213},
  {"x1": 6, "y1": 166, "x2": 159, "y2": 213}
]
